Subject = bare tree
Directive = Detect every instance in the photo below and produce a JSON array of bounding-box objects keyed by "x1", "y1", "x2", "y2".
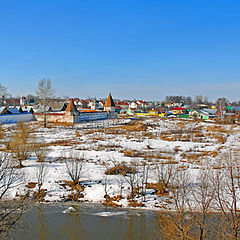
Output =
[
  {"x1": 35, "y1": 78, "x2": 55, "y2": 127},
  {"x1": 195, "y1": 95, "x2": 203, "y2": 105},
  {"x1": 203, "y1": 96, "x2": 209, "y2": 105},
  {"x1": 168, "y1": 170, "x2": 192, "y2": 240},
  {"x1": 0, "y1": 152, "x2": 27, "y2": 238},
  {"x1": 124, "y1": 162, "x2": 138, "y2": 202},
  {"x1": 214, "y1": 152, "x2": 240, "y2": 240},
  {"x1": 155, "y1": 162, "x2": 175, "y2": 188},
  {"x1": 187, "y1": 168, "x2": 216, "y2": 240},
  {"x1": 216, "y1": 97, "x2": 230, "y2": 109},
  {"x1": 139, "y1": 162, "x2": 150, "y2": 202},
  {"x1": 0, "y1": 84, "x2": 9, "y2": 106}
]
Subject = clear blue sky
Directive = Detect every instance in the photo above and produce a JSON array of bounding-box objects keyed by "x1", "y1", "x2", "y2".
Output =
[{"x1": 0, "y1": 0, "x2": 240, "y2": 101}]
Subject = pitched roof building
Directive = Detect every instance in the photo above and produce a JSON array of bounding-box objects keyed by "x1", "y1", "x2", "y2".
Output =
[
  {"x1": 104, "y1": 93, "x2": 116, "y2": 112},
  {"x1": 65, "y1": 99, "x2": 79, "y2": 115}
]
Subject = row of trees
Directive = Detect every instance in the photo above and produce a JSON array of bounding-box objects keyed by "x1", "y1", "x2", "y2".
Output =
[
  {"x1": 165, "y1": 95, "x2": 239, "y2": 107},
  {"x1": 95, "y1": 152, "x2": 240, "y2": 240},
  {"x1": 154, "y1": 152, "x2": 240, "y2": 240}
]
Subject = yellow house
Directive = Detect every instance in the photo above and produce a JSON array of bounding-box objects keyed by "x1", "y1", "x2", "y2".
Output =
[{"x1": 148, "y1": 109, "x2": 158, "y2": 116}]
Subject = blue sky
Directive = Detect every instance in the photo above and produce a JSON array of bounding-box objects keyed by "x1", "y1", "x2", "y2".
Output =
[{"x1": 0, "y1": 0, "x2": 240, "y2": 101}]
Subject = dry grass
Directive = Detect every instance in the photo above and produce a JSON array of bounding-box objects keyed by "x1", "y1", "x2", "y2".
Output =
[
  {"x1": 46, "y1": 122, "x2": 75, "y2": 128},
  {"x1": 33, "y1": 189, "x2": 47, "y2": 201},
  {"x1": 103, "y1": 195, "x2": 122, "y2": 207},
  {"x1": 144, "y1": 154, "x2": 172, "y2": 161},
  {"x1": 181, "y1": 151, "x2": 218, "y2": 161},
  {"x1": 58, "y1": 180, "x2": 85, "y2": 201},
  {"x1": 128, "y1": 200, "x2": 145, "y2": 207},
  {"x1": 75, "y1": 130, "x2": 81, "y2": 137},
  {"x1": 25, "y1": 182, "x2": 37, "y2": 189},
  {"x1": 105, "y1": 164, "x2": 135, "y2": 175},
  {"x1": 105, "y1": 121, "x2": 147, "y2": 134},
  {"x1": 146, "y1": 182, "x2": 169, "y2": 196},
  {"x1": 89, "y1": 136, "x2": 105, "y2": 141},
  {"x1": 122, "y1": 149, "x2": 144, "y2": 158}
]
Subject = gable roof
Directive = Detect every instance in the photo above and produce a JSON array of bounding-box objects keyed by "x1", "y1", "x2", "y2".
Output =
[
  {"x1": 0, "y1": 107, "x2": 11, "y2": 114},
  {"x1": 104, "y1": 94, "x2": 116, "y2": 107},
  {"x1": 116, "y1": 101, "x2": 129, "y2": 106},
  {"x1": 172, "y1": 107, "x2": 185, "y2": 110},
  {"x1": 22, "y1": 106, "x2": 34, "y2": 113},
  {"x1": 8, "y1": 107, "x2": 23, "y2": 114}
]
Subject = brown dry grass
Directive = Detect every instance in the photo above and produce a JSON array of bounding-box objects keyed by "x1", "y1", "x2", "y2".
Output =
[
  {"x1": 105, "y1": 164, "x2": 135, "y2": 175},
  {"x1": 26, "y1": 182, "x2": 37, "y2": 189},
  {"x1": 33, "y1": 189, "x2": 47, "y2": 201},
  {"x1": 181, "y1": 151, "x2": 218, "y2": 161},
  {"x1": 59, "y1": 180, "x2": 85, "y2": 201},
  {"x1": 105, "y1": 121, "x2": 147, "y2": 134},
  {"x1": 146, "y1": 182, "x2": 169, "y2": 196},
  {"x1": 122, "y1": 149, "x2": 144, "y2": 158},
  {"x1": 89, "y1": 136, "x2": 105, "y2": 141},
  {"x1": 75, "y1": 130, "x2": 81, "y2": 137},
  {"x1": 128, "y1": 200, "x2": 145, "y2": 207},
  {"x1": 47, "y1": 122, "x2": 75, "y2": 128},
  {"x1": 103, "y1": 195, "x2": 122, "y2": 207}
]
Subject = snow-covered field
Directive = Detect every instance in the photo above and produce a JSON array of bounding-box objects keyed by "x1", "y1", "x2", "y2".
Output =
[{"x1": 4, "y1": 117, "x2": 240, "y2": 210}]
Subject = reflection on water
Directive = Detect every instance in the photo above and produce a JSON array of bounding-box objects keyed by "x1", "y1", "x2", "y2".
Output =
[{"x1": 10, "y1": 204, "x2": 157, "y2": 240}]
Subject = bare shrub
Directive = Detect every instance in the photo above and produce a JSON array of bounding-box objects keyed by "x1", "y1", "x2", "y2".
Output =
[
  {"x1": 155, "y1": 163, "x2": 175, "y2": 188},
  {"x1": 35, "y1": 163, "x2": 48, "y2": 194},
  {"x1": 33, "y1": 144, "x2": 47, "y2": 163},
  {"x1": 64, "y1": 153, "x2": 85, "y2": 184},
  {"x1": 9, "y1": 121, "x2": 32, "y2": 167}
]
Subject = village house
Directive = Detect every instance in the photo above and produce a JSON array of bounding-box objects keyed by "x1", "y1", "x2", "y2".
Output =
[
  {"x1": 89, "y1": 99, "x2": 100, "y2": 110},
  {"x1": 129, "y1": 100, "x2": 149, "y2": 110},
  {"x1": 20, "y1": 96, "x2": 27, "y2": 106},
  {"x1": 129, "y1": 101, "x2": 139, "y2": 110},
  {"x1": 115, "y1": 101, "x2": 129, "y2": 110},
  {"x1": 172, "y1": 107, "x2": 186, "y2": 115},
  {"x1": 136, "y1": 100, "x2": 149, "y2": 109}
]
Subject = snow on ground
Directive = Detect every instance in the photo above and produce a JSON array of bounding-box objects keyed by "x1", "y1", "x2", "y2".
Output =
[{"x1": 4, "y1": 117, "x2": 240, "y2": 210}]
